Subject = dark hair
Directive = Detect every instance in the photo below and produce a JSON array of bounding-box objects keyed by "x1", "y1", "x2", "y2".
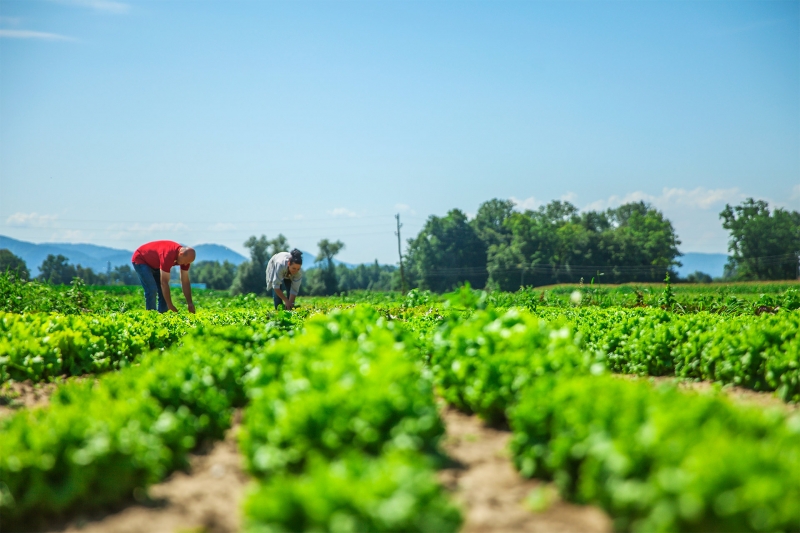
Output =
[{"x1": 289, "y1": 248, "x2": 303, "y2": 265}]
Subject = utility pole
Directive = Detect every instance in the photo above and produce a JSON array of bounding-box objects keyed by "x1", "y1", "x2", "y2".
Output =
[{"x1": 395, "y1": 214, "x2": 407, "y2": 294}]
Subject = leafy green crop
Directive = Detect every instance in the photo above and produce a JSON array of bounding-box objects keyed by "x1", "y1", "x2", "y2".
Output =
[
  {"x1": 243, "y1": 451, "x2": 461, "y2": 533},
  {"x1": 430, "y1": 307, "x2": 600, "y2": 423},
  {"x1": 239, "y1": 306, "x2": 460, "y2": 532},
  {"x1": 0, "y1": 325, "x2": 274, "y2": 528},
  {"x1": 509, "y1": 375, "x2": 800, "y2": 532}
]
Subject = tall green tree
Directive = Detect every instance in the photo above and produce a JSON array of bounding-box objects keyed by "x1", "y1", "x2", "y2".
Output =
[
  {"x1": 192, "y1": 260, "x2": 237, "y2": 290},
  {"x1": 315, "y1": 239, "x2": 345, "y2": 295},
  {"x1": 109, "y1": 265, "x2": 137, "y2": 285},
  {"x1": 337, "y1": 261, "x2": 398, "y2": 292},
  {"x1": 471, "y1": 199, "x2": 515, "y2": 250},
  {"x1": 231, "y1": 235, "x2": 274, "y2": 295},
  {"x1": 38, "y1": 254, "x2": 77, "y2": 285},
  {"x1": 406, "y1": 209, "x2": 487, "y2": 292},
  {"x1": 268, "y1": 234, "x2": 291, "y2": 256},
  {"x1": 603, "y1": 202, "x2": 682, "y2": 281},
  {"x1": 0, "y1": 249, "x2": 29, "y2": 281},
  {"x1": 720, "y1": 198, "x2": 800, "y2": 280},
  {"x1": 485, "y1": 200, "x2": 681, "y2": 290}
]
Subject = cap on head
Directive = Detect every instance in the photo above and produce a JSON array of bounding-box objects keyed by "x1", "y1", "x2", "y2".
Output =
[{"x1": 289, "y1": 248, "x2": 303, "y2": 265}]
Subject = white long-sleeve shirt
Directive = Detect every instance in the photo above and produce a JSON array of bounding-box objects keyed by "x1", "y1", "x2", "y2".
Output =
[{"x1": 265, "y1": 252, "x2": 303, "y2": 296}]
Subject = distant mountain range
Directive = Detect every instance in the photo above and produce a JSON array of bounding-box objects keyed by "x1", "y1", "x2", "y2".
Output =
[{"x1": 0, "y1": 235, "x2": 355, "y2": 276}]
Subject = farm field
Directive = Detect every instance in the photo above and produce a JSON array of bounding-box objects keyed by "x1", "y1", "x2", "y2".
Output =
[{"x1": 1, "y1": 275, "x2": 800, "y2": 532}]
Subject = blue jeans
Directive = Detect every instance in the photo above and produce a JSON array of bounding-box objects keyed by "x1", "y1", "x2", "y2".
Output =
[
  {"x1": 273, "y1": 279, "x2": 291, "y2": 310},
  {"x1": 133, "y1": 262, "x2": 168, "y2": 312}
]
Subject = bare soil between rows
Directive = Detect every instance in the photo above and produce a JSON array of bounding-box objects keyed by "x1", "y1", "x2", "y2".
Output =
[
  {"x1": 47, "y1": 411, "x2": 248, "y2": 533},
  {"x1": 437, "y1": 402, "x2": 611, "y2": 533},
  {"x1": 41, "y1": 404, "x2": 611, "y2": 533},
  {"x1": 7, "y1": 375, "x2": 794, "y2": 533}
]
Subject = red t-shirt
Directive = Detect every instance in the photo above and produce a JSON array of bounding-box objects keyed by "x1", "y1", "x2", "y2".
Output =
[{"x1": 132, "y1": 240, "x2": 190, "y2": 272}]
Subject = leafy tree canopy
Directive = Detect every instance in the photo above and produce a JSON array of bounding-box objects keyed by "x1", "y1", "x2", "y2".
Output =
[
  {"x1": 0, "y1": 249, "x2": 29, "y2": 281},
  {"x1": 721, "y1": 198, "x2": 800, "y2": 280},
  {"x1": 231, "y1": 234, "x2": 291, "y2": 295},
  {"x1": 192, "y1": 260, "x2": 237, "y2": 291},
  {"x1": 38, "y1": 254, "x2": 78, "y2": 285},
  {"x1": 406, "y1": 209, "x2": 488, "y2": 292},
  {"x1": 315, "y1": 239, "x2": 345, "y2": 295}
]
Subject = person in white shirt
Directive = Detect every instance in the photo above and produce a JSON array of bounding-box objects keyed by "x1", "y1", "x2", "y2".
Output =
[{"x1": 265, "y1": 248, "x2": 303, "y2": 310}]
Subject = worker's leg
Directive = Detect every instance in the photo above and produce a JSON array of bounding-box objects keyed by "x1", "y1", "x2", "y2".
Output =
[
  {"x1": 133, "y1": 262, "x2": 158, "y2": 311},
  {"x1": 155, "y1": 269, "x2": 168, "y2": 313}
]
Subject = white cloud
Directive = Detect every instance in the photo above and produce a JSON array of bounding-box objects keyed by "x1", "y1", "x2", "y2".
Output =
[
  {"x1": 6, "y1": 212, "x2": 58, "y2": 227},
  {"x1": 328, "y1": 207, "x2": 358, "y2": 218},
  {"x1": 50, "y1": 0, "x2": 130, "y2": 14},
  {"x1": 0, "y1": 29, "x2": 75, "y2": 41},
  {"x1": 581, "y1": 187, "x2": 747, "y2": 254},
  {"x1": 560, "y1": 192, "x2": 578, "y2": 203},
  {"x1": 583, "y1": 187, "x2": 744, "y2": 212},
  {"x1": 791, "y1": 184, "x2": 800, "y2": 201},
  {"x1": 510, "y1": 196, "x2": 542, "y2": 211}
]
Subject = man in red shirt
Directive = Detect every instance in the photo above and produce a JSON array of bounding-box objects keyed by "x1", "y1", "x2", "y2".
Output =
[{"x1": 131, "y1": 240, "x2": 196, "y2": 313}]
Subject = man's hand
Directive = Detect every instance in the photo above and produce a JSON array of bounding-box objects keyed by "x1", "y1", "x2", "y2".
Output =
[
  {"x1": 168, "y1": 304, "x2": 179, "y2": 313},
  {"x1": 187, "y1": 303, "x2": 196, "y2": 314}
]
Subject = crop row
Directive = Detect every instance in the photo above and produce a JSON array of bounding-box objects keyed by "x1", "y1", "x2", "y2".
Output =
[
  {"x1": 0, "y1": 307, "x2": 461, "y2": 532},
  {"x1": 431, "y1": 307, "x2": 800, "y2": 532},
  {"x1": 510, "y1": 375, "x2": 800, "y2": 532},
  {"x1": 0, "y1": 309, "x2": 304, "y2": 384},
  {"x1": 534, "y1": 308, "x2": 800, "y2": 402},
  {"x1": 0, "y1": 324, "x2": 277, "y2": 529},
  {"x1": 239, "y1": 307, "x2": 461, "y2": 532}
]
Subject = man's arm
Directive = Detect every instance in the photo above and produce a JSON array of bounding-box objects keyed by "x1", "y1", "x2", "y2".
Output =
[
  {"x1": 180, "y1": 269, "x2": 195, "y2": 313},
  {"x1": 160, "y1": 270, "x2": 178, "y2": 312}
]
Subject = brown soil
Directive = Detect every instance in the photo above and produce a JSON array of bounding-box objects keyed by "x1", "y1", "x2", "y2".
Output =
[
  {"x1": 0, "y1": 380, "x2": 60, "y2": 418},
  {"x1": 437, "y1": 403, "x2": 612, "y2": 533},
  {"x1": 619, "y1": 375, "x2": 800, "y2": 413},
  {"x1": 49, "y1": 412, "x2": 248, "y2": 533}
]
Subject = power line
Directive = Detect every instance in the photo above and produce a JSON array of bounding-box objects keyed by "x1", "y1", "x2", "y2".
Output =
[{"x1": 420, "y1": 253, "x2": 800, "y2": 278}]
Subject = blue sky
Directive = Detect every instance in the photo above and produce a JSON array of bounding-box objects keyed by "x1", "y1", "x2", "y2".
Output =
[{"x1": 1, "y1": 0, "x2": 798, "y2": 264}]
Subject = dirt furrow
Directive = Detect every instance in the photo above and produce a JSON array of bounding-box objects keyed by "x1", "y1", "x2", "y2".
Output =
[{"x1": 437, "y1": 403, "x2": 612, "y2": 533}]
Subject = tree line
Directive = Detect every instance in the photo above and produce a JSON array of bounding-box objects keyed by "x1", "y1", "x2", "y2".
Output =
[
  {"x1": 2, "y1": 197, "x2": 797, "y2": 294},
  {"x1": 0, "y1": 251, "x2": 140, "y2": 285},
  {"x1": 402, "y1": 197, "x2": 799, "y2": 291}
]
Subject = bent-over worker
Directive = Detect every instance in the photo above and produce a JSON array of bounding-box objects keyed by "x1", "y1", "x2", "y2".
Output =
[
  {"x1": 132, "y1": 240, "x2": 196, "y2": 313},
  {"x1": 266, "y1": 248, "x2": 303, "y2": 310}
]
